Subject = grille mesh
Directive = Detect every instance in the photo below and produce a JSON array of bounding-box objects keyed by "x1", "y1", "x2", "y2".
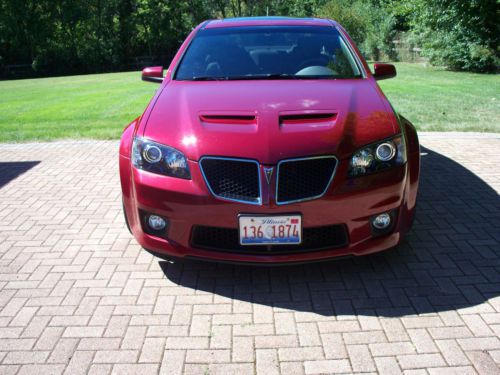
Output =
[
  {"x1": 277, "y1": 157, "x2": 337, "y2": 204},
  {"x1": 200, "y1": 158, "x2": 260, "y2": 204},
  {"x1": 191, "y1": 224, "x2": 348, "y2": 255}
]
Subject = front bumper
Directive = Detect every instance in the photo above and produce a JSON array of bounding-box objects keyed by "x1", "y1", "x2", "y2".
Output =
[{"x1": 121, "y1": 156, "x2": 414, "y2": 264}]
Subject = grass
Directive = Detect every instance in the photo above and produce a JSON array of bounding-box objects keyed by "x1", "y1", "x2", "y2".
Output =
[
  {"x1": 0, "y1": 72, "x2": 157, "y2": 142},
  {"x1": 378, "y1": 63, "x2": 499, "y2": 133},
  {"x1": 0, "y1": 62, "x2": 498, "y2": 142}
]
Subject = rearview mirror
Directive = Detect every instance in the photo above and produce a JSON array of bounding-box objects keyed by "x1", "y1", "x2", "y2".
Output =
[
  {"x1": 373, "y1": 63, "x2": 396, "y2": 80},
  {"x1": 142, "y1": 66, "x2": 164, "y2": 83}
]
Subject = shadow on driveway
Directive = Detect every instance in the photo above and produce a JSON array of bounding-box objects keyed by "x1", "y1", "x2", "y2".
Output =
[
  {"x1": 159, "y1": 147, "x2": 500, "y2": 317},
  {"x1": 0, "y1": 161, "x2": 40, "y2": 189}
]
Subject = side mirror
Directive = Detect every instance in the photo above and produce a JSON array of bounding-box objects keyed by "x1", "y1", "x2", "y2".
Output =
[
  {"x1": 373, "y1": 63, "x2": 396, "y2": 80},
  {"x1": 142, "y1": 66, "x2": 164, "y2": 83}
]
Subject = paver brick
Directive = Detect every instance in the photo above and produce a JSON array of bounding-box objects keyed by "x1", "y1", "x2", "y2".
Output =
[
  {"x1": 344, "y1": 330, "x2": 387, "y2": 344},
  {"x1": 281, "y1": 361, "x2": 305, "y2": 375},
  {"x1": 321, "y1": 333, "x2": 348, "y2": 359},
  {"x1": 374, "y1": 356, "x2": 403, "y2": 374},
  {"x1": 297, "y1": 322, "x2": 322, "y2": 346},
  {"x1": 428, "y1": 326, "x2": 473, "y2": 339},
  {"x1": 208, "y1": 363, "x2": 254, "y2": 375},
  {"x1": 18, "y1": 364, "x2": 65, "y2": 375},
  {"x1": 159, "y1": 349, "x2": 185, "y2": 375},
  {"x1": 47, "y1": 338, "x2": 78, "y2": 363},
  {"x1": 458, "y1": 337, "x2": 500, "y2": 351},
  {"x1": 63, "y1": 351, "x2": 95, "y2": 375},
  {"x1": 78, "y1": 337, "x2": 121, "y2": 351},
  {"x1": 138, "y1": 337, "x2": 165, "y2": 363},
  {"x1": 210, "y1": 325, "x2": 232, "y2": 349},
  {"x1": 278, "y1": 346, "x2": 324, "y2": 361},
  {"x1": 408, "y1": 328, "x2": 438, "y2": 353},
  {"x1": 398, "y1": 353, "x2": 447, "y2": 369},
  {"x1": 233, "y1": 323, "x2": 274, "y2": 336},
  {"x1": 111, "y1": 363, "x2": 159, "y2": 375},
  {"x1": 165, "y1": 336, "x2": 209, "y2": 349},
  {"x1": 427, "y1": 366, "x2": 477, "y2": 375},
  {"x1": 3, "y1": 350, "x2": 49, "y2": 364},
  {"x1": 93, "y1": 350, "x2": 139, "y2": 364},
  {"x1": 370, "y1": 342, "x2": 416, "y2": 356},
  {"x1": 185, "y1": 349, "x2": 230, "y2": 363},
  {"x1": 232, "y1": 336, "x2": 254, "y2": 362},
  {"x1": 63, "y1": 326, "x2": 104, "y2": 338},
  {"x1": 255, "y1": 334, "x2": 298, "y2": 348},
  {"x1": 347, "y1": 344, "x2": 376, "y2": 372},
  {"x1": 256, "y1": 349, "x2": 280, "y2": 375},
  {"x1": 304, "y1": 359, "x2": 351, "y2": 374}
]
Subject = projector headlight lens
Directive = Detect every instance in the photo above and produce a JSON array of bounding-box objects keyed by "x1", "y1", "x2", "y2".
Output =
[
  {"x1": 132, "y1": 137, "x2": 191, "y2": 179},
  {"x1": 375, "y1": 142, "x2": 396, "y2": 162},
  {"x1": 349, "y1": 135, "x2": 406, "y2": 177},
  {"x1": 143, "y1": 144, "x2": 162, "y2": 163}
]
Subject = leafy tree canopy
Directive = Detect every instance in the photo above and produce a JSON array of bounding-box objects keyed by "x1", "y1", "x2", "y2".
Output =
[{"x1": 0, "y1": 0, "x2": 497, "y2": 77}]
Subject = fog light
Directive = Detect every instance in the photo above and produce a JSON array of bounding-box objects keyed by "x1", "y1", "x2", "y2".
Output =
[
  {"x1": 372, "y1": 213, "x2": 391, "y2": 230},
  {"x1": 148, "y1": 215, "x2": 166, "y2": 231}
]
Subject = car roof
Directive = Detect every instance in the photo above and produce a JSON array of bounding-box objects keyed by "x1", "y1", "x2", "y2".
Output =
[{"x1": 204, "y1": 16, "x2": 337, "y2": 29}]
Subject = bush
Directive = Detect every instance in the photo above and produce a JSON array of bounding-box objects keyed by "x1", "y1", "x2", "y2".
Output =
[{"x1": 409, "y1": 0, "x2": 498, "y2": 72}]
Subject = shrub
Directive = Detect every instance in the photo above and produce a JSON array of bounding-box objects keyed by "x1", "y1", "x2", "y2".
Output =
[{"x1": 408, "y1": 0, "x2": 498, "y2": 72}]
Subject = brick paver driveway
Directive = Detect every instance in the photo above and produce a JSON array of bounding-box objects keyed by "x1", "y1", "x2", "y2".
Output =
[{"x1": 0, "y1": 133, "x2": 499, "y2": 375}]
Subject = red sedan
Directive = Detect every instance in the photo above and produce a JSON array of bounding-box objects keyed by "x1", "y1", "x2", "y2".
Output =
[{"x1": 119, "y1": 17, "x2": 420, "y2": 264}]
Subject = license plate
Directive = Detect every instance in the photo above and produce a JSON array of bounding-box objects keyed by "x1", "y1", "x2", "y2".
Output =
[{"x1": 239, "y1": 215, "x2": 302, "y2": 245}]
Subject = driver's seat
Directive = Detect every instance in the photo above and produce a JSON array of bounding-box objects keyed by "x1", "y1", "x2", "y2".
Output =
[{"x1": 290, "y1": 36, "x2": 330, "y2": 71}]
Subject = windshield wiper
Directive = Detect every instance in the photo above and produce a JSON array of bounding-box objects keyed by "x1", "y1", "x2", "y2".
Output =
[
  {"x1": 188, "y1": 73, "x2": 363, "y2": 81},
  {"x1": 189, "y1": 74, "x2": 295, "y2": 81},
  {"x1": 226, "y1": 74, "x2": 304, "y2": 80},
  {"x1": 190, "y1": 76, "x2": 229, "y2": 81}
]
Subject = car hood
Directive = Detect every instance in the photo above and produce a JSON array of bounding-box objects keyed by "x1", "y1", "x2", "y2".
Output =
[{"x1": 143, "y1": 79, "x2": 398, "y2": 163}]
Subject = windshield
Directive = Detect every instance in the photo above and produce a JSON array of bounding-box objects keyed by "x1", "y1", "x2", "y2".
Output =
[{"x1": 174, "y1": 26, "x2": 362, "y2": 81}]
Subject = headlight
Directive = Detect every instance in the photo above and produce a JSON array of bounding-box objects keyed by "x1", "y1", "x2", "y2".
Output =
[
  {"x1": 132, "y1": 137, "x2": 191, "y2": 179},
  {"x1": 348, "y1": 135, "x2": 406, "y2": 177}
]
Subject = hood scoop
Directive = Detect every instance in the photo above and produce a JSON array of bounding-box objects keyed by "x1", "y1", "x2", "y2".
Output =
[
  {"x1": 279, "y1": 111, "x2": 337, "y2": 133},
  {"x1": 199, "y1": 114, "x2": 256, "y2": 124},
  {"x1": 199, "y1": 113, "x2": 258, "y2": 133}
]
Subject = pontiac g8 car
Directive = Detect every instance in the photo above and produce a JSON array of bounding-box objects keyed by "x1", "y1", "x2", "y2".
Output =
[{"x1": 119, "y1": 17, "x2": 420, "y2": 264}]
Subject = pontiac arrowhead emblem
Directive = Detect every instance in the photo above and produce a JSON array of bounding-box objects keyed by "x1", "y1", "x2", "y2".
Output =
[{"x1": 263, "y1": 167, "x2": 274, "y2": 185}]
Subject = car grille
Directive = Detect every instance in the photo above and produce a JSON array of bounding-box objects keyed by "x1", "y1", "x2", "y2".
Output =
[
  {"x1": 191, "y1": 224, "x2": 348, "y2": 255},
  {"x1": 199, "y1": 157, "x2": 261, "y2": 204},
  {"x1": 199, "y1": 156, "x2": 337, "y2": 205},
  {"x1": 276, "y1": 156, "x2": 337, "y2": 204}
]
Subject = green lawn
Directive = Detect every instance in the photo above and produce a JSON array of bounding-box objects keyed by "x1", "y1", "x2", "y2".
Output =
[
  {"x1": 378, "y1": 63, "x2": 499, "y2": 133},
  {"x1": 0, "y1": 72, "x2": 157, "y2": 142},
  {"x1": 0, "y1": 63, "x2": 498, "y2": 142}
]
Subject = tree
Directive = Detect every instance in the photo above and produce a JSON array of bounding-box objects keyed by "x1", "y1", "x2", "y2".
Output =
[
  {"x1": 388, "y1": 0, "x2": 498, "y2": 72},
  {"x1": 1, "y1": 0, "x2": 497, "y2": 77},
  {"x1": 319, "y1": 0, "x2": 396, "y2": 60}
]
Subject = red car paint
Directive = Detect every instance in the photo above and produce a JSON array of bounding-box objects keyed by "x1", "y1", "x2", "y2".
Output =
[{"x1": 120, "y1": 17, "x2": 420, "y2": 264}]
